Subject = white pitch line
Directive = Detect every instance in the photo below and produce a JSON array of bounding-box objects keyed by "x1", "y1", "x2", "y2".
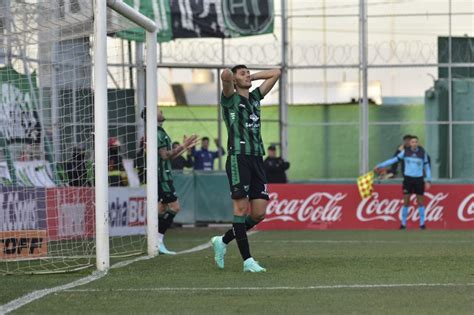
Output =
[
  {"x1": 0, "y1": 271, "x2": 107, "y2": 315},
  {"x1": 252, "y1": 240, "x2": 474, "y2": 244},
  {"x1": 64, "y1": 282, "x2": 474, "y2": 293},
  {"x1": 0, "y1": 231, "x2": 249, "y2": 315}
]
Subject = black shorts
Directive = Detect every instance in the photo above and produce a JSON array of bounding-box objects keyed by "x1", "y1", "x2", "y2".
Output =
[
  {"x1": 158, "y1": 180, "x2": 178, "y2": 204},
  {"x1": 402, "y1": 176, "x2": 424, "y2": 195},
  {"x1": 226, "y1": 154, "x2": 269, "y2": 200}
]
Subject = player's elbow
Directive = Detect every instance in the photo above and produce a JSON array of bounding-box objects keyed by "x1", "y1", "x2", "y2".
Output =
[
  {"x1": 273, "y1": 68, "x2": 281, "y2": 78},
  {"x1": 221, "y1": 69, "x2": 233, "y2": 82}
]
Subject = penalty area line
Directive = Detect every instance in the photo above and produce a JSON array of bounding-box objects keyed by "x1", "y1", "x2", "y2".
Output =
[{"x1": 64, "y1": 282, "x2": 474, "y2": 293}]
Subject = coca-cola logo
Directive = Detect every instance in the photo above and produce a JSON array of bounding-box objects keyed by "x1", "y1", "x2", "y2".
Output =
[
  {"x1": 357, "y1": 192, "x2": 447, "y2": 222},
  {"x1": 265, "y1": 192, "x2": 345, "y2": 223},
  {"x1": 458, "y1": 193, "x2": 474, "y2": 222}
]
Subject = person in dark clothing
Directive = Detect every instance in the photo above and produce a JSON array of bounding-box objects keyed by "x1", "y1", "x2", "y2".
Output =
[
  {"x1": 135, "y1": 136, "x2": 146, "y2": 185},
  {"x1": 263, "y1": 145, "x2": 290, "y2": 183},
  {"x1": 108, "y1": 137, "x2": 128, "y2": 187},
  {"x1": 171, "y1": 141, "x2": 194, "y2": 170},
  {"x1": 65, "y1": 145, "x2": 88, "y2": 186},
  {"x1": 192, "y1": 137, "x2": 225, "y2": 170},
  {"x1": 387, "y1": 134, "x2": 412, "y2": 178}
]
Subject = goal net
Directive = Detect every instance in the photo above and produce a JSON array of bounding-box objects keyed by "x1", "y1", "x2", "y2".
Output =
[{"x1": 0, "y1": 0, "x2": 157, "y2": 274}]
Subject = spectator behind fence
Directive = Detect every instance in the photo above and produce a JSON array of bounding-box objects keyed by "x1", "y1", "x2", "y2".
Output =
[
  {"x1": 387, "y1": 134, "x2": 431, "y2": 179},
  {"x1": 108, "y1": 137, "x2": 128, "y2": 186},
  {"x1": 386, "y1": 134, "x2": 411, "y2": 179},
  {"x1": 192, "y1": 137, "x2": 225, "y2": 171},
  {"x1": 263, "y1": 145, "x2": 290, "y2": 183},
  {"x1": 171, "y1": 141, "x2": 194, "y2": 170},
  {"x1": 65, "y1": 145, "x2": 88, "y2": 186}
]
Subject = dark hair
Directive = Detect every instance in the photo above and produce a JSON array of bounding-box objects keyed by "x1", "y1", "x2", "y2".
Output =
[
  {"x1": 403, "y1": 134, "x2": 412, "y2": 140},
  {"x1": 172, "y1": 141, "x2": 180, "y2": 146},
  {"x1": 202, "y1": 137, "x2": 210, "y2": 142},
  {"x1": 231, "y1": 65, "x2": 248, "y2": 74},
  {"x1": 410, "y1": 135, "x2": 419, "y2": 140}
]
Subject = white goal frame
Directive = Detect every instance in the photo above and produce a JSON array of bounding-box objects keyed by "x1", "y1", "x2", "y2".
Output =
[{"x1": 94, "y1": 0, "x2": 159, "y2": 271}]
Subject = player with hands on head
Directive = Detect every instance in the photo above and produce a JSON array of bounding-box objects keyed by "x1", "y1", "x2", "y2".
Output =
[{"x1": 211, "y1": 65, "x2": 280, "y2": 272}]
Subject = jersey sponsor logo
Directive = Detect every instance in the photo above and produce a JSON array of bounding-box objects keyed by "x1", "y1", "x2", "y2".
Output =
[
  {"x1": 245, "y1": 114, "x2": 260, "y2": 128},
  {"x1": 245, "y1": 122, "x2": 260, "y2": 128},
  {"x1": 249, "y1": 113, "x2": 259, "y2": 122}
]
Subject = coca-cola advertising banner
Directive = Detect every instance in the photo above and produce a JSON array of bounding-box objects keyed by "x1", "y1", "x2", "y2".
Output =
[{"x1": 260, "y1": 184, "x2": 474, "y2": 230}]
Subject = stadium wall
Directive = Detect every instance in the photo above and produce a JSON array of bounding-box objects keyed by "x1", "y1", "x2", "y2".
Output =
[
  {"x1": 1, "y1": 178, "x2": 472, "y2": 256},
  {"x1": 162, "y1": 104, "x2": 426, "y2": 180}
]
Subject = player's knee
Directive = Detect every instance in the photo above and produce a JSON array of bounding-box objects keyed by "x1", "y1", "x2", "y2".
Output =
[
  {"x1": 168, "y1": 201, "x2": 180, "y2": 213},
  {"x1": 233, "y1": 199, "x2": 249, "y2": 215},
  {"x1": 253, "y1": 212, "x2": 265, "y2": 223}
]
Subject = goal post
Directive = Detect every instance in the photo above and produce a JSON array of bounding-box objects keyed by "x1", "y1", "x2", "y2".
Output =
[
  {"x1": 103, "y1": 0, "x2": 159, "y2": 269},
  {"x1": 94, "y1": 0, "x2": 110, "y2": 271},
  {"x1": 0, "y1": 0, "x2": 158, "y2": 274}
]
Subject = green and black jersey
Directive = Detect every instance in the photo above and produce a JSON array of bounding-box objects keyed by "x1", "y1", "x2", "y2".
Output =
[
  {"x1": 221, "y1": 88, "x2": 265, "y2": 156},
  {"x1": 158, "y1": 126, "x2": 173, "y2": 181}
]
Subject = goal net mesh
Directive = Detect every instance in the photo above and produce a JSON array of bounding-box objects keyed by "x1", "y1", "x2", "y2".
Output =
[{"x1": 0, "y1": 0, "x2": 150, "y2": 274}]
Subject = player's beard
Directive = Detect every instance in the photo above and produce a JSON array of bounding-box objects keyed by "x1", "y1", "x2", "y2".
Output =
[{"x1": 236, "y1": 81, "x2": 252, "y2": 90}]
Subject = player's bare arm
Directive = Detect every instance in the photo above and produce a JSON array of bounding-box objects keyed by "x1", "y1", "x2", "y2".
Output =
[
  {"x1": 250, "y1": 68, "x2": 281, "y2": 97},
  {"x1": 221, "y1": 68, "x2": 234, "y2": 97},
  {"x1": 159, "y1": 135, "x2": 199, "y2": 160}
]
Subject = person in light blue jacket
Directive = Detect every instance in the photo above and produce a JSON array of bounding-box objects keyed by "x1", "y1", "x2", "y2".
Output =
[{"x1": 375, "y1": 135, "x2": 432, "y2": 230}]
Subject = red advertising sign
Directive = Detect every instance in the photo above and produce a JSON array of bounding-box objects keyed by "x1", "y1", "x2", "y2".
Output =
[
  {"x1": 46, "y1": 188, "x2": 95, "y2": 240},
  {"x1": 259, "y1": 184, "x2": 474, "y2": 230}
]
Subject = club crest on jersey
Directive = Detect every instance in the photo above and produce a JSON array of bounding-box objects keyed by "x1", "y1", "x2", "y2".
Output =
[{"x1": 249, "y1": 114, "x2": 259, "y2": 122}]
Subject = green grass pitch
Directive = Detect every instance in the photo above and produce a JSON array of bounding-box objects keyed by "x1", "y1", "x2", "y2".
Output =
[{"x1": 2, "y1": 228, "x2": 473, "y2": 314}]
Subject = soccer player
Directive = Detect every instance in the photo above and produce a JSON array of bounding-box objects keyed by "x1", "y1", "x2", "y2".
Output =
[
  {"x1": 156, "y1": 110, "x2": 198, "y2": 254},
  {"x1": 211, "y1": 65, "x2": 281, "y2": 272},
  {"x1": 374, "y1": 135, "x2": 432, "y2": 230}
]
